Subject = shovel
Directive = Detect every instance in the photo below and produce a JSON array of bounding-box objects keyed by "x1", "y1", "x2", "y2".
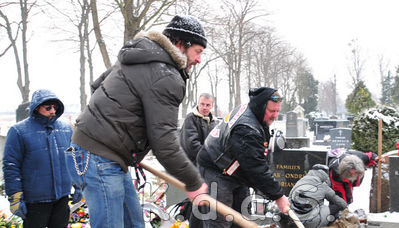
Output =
[
  {"x1": 140, "y1": 162, "x2": 258, "y2": 227},
  {"x1": 140, "y1": 162, "x2": 304, "y2": 228}
]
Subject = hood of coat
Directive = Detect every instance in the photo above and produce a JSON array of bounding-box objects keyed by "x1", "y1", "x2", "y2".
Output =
[
  {"x1": 248, "y1": 87, "x2": 277, "y2": 125},
  {"x1": 118, "y1": 31, "x2": 187, "y2": 70},
  {"x1": 29, "y1": 89, "x2": 64, "y2": 121},
  {"x1": 307, "y1": 168, "x2": 331, "y2": 186}
]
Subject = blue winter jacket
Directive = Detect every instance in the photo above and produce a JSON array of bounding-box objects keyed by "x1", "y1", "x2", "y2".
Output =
[{"x1": 2, "y1": 89, "x2": 73, "y2": 203}]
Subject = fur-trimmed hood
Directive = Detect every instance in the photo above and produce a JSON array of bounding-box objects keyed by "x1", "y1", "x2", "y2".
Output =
[{"x1": 118, "y1": 31, "x2": 187, "y2": 70}]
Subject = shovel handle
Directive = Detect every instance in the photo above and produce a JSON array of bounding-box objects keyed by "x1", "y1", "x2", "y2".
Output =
[
  {"x1": 287, "y1": 208, "x2": 305, "y2": 228},
  {"x1": 140, "y1": 162, "x2": 258, "y2": 228}
]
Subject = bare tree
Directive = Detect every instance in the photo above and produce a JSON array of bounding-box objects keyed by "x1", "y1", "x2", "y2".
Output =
[
  {"x1": 347, "y1": 38, "x2": 366, "y2": 87},
  {"x1": 181, "y1": 55, "x2": 220, "y2": 117},
  {"x1": 172, "y1": 0, "x2": 223, "y2": 117},
  {"x1": 318, "y1": 79, "x2": 336, "y2": 115},
  {"x1": 114, "y1": 0, "x2": 175, "y2": 43},
  {"x1": 91, "y1": 0, "x2": 111, "y2": 68},
  {"x1": 46, "y1": 0, "x2": 96, "y2": 111},
  {"x1": 332, "y1": 74, "x2": 337, "y2": 115},
  {"x1": 79, "y1": 0, "x2": 90, "y2": 110},
  {"x1": 278, "y1": 54, "x2": 302, "y2": 112},
  {"x1": 207, "y1": 60, "x2": 223, "y2": 116},
  {"x1": 210, "y1": 0, "x2": 267, "y2": 110},
  {"x1": 251, "y1": 28, "x2": 296, "y2": 91},
  {"x1": 0, "y1": 0, "x2": 35, "y2": 103}
]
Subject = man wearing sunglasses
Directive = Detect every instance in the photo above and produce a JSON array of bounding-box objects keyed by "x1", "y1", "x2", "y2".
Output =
[
  {"x1": 194, "y1": 87, "x2": 290, "y2": 227},
  {"x1": 3, "y1": 89, "x2": 81, "y2": 227}
]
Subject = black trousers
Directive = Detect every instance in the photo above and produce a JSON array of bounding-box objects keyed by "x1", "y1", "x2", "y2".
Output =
[
  {"x1": 190, "y1": 166, "x2": 250, "y2": 228},
  {"x1": 24, "y1": 196, "x2": 70, "y2": 228}
]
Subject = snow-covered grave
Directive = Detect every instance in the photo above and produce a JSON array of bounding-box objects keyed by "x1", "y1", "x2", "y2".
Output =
[{"x1": 349, "y1": 159, "x2": 399, "y2": 227}]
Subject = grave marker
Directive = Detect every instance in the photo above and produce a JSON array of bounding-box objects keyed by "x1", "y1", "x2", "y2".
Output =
[
  {"x1": 270, "y1": 148, "x2": 328, "y2": 195},
  {"x1": 330, "y1": 128, "x2": 352, "y2": 149},
  {"x1": 389, "y1": 156, "x2": 399, "y2": 212}
]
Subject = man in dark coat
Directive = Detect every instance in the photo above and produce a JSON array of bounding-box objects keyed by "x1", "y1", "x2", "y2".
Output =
[
  {"x1": 194, "y1": 87, "x2": 290, "y2": 227},
  {"x1": 288, "y1": 164, "x2": 347, "y2": 228},
  {"x1": 178, "y1": 93, "x2": 217, "y2": 225},
  {"x1": 3, "y1": 89, "x2": 80, "y2": 227},
  {"x1": 180, "y1": 93, "x2": 217, "y2": 164},
  {"x1": 65, "y1": 15, "x2": 208, "y2": 227}
]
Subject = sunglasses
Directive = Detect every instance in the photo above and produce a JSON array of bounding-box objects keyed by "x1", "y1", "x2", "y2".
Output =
[
  {"x1": 43, "y1": 104, "x2": 58, "y2": 111},
  {"x1": 270, "y1": 96, "x2": 283, "y2": 102}
]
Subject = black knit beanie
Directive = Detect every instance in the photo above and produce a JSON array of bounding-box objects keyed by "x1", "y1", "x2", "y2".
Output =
[
  {"x1": 163, "y1": 15, "x2": 207, "y2": 48},
  {"x1": 248, "y1": 87, "x2": 277, "y2": 124}
]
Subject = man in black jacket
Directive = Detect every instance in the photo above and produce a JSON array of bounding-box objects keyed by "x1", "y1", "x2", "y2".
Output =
[
  {"x1": 180, "y1": 93, "x2": 218, "y2": 164},
  {"x1": 65, "y1": 15, "x2": 208, "y2": 227},
  {"x1": 194, "y1": 87, "x2": 290, "y2": 227},
  {"x1": 178, "y1": 93, "x2": 217, "y2": 226}
]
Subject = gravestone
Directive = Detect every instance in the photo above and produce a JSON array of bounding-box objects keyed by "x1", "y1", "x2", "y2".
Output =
[
  {"x1": 285, "y1": 137, "x2": 310, "y2": 149},
  {"x1": 286, "y1": 111, "x2": 298, "y2": 137},
  {"x1": 314, "y1": 119, "x2": 336, "y2": 140},
  {"x1": 269, "y1": 148, "x2": 328, "y2": 195},
  {"x1": 313, "y1": 119, "x2": 350, "y2": 144},
  {"x1": 293, "y1": 105, "x2": 305, "y2": 118},
  {"x1": 330, "y1": 128, "x2": 352, "y2": 149},
  {"x1": 389, "y1": 156, "x2": 399, "y2": 212},
  {"x1": 335, "y1": 120, "x2": 350, "y2": 128},
  {"x1": 286, "y1": 111, "x2": 307, "y2": 138}
]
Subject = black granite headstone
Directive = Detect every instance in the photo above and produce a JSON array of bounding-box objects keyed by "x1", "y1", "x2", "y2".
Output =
[
  {"x1": 389, "y1": 156, "x2": 399, "y2": 212},
  {"x1": 330, "y1": 128, "x2": 352, "y2": 149},
  {"x1": 269, "y1": 148, "x2": 328, "y2": 195},
  {"x1": 313, "y1": 119, "x2": 350, "y2": 141},
  {"x1": 314, "y1": 119, "x2": 336, "y2": 140}
]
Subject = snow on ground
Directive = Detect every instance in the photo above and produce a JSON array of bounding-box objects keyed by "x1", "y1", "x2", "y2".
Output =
[
  {"x1": 0, "y1": 195, "x2": 11, "y2": 217},
  {"x1": 349, "y1": 167, "x2": 399, "y2": 223},
  {"x1": 1, "y1": 115, "x2": 399, "y2": 224},
  {"x1": 349, "y1": 167, "x2": 373, "y2": 213},
  {"x1": 1, "y1": 156, "x2": 399, "y2": 225}
]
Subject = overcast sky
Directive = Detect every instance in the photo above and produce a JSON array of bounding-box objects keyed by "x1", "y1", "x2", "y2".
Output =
[
  {"x1": 1, "y1": 0, "x2": 399, "y2": 113},
  {"x1": 265, "y1": 0, "x2": 399, "y2": 102}
]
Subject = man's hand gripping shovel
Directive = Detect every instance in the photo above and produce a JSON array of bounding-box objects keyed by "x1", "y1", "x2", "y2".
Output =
[{"x1": 140, "y1": 162, "x2": 304, "y2": 228}]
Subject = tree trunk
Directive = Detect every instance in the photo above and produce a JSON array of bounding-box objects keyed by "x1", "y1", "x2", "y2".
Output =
[
  {"x1": 91, "y1": 0, "x2": 111, "y2": 69},
  {"x1": 123, "y1": 0, "x2": 134, "y2": 43},
  {"x1": 0, "y1": 10, "x2": 25, "y2": 103},
  {"x1": 78, "y1": 0, "x2": 90, "y2": 111},
  {"x1": 20, "y1": 0, "x2": 29, "y2": 102},
  {"x1": 84, "y1": 0, "x2": 94, "y2": 85}
]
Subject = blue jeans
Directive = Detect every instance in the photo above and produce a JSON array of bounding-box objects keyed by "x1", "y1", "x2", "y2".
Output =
[{"x1": 65, "y1": 143, "x2": 144, "y2": 228}]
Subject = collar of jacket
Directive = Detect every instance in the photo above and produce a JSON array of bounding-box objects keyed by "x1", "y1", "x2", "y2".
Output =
[
  {"x1": 193, "y1": 107, "x2": 212, "y2": 123},
  {"x1": 134, "y1": 31, "x2": 187, "y2": 70},
  {"x1": 32, "y1": 112, "x2": 56, "y2": 128}
]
